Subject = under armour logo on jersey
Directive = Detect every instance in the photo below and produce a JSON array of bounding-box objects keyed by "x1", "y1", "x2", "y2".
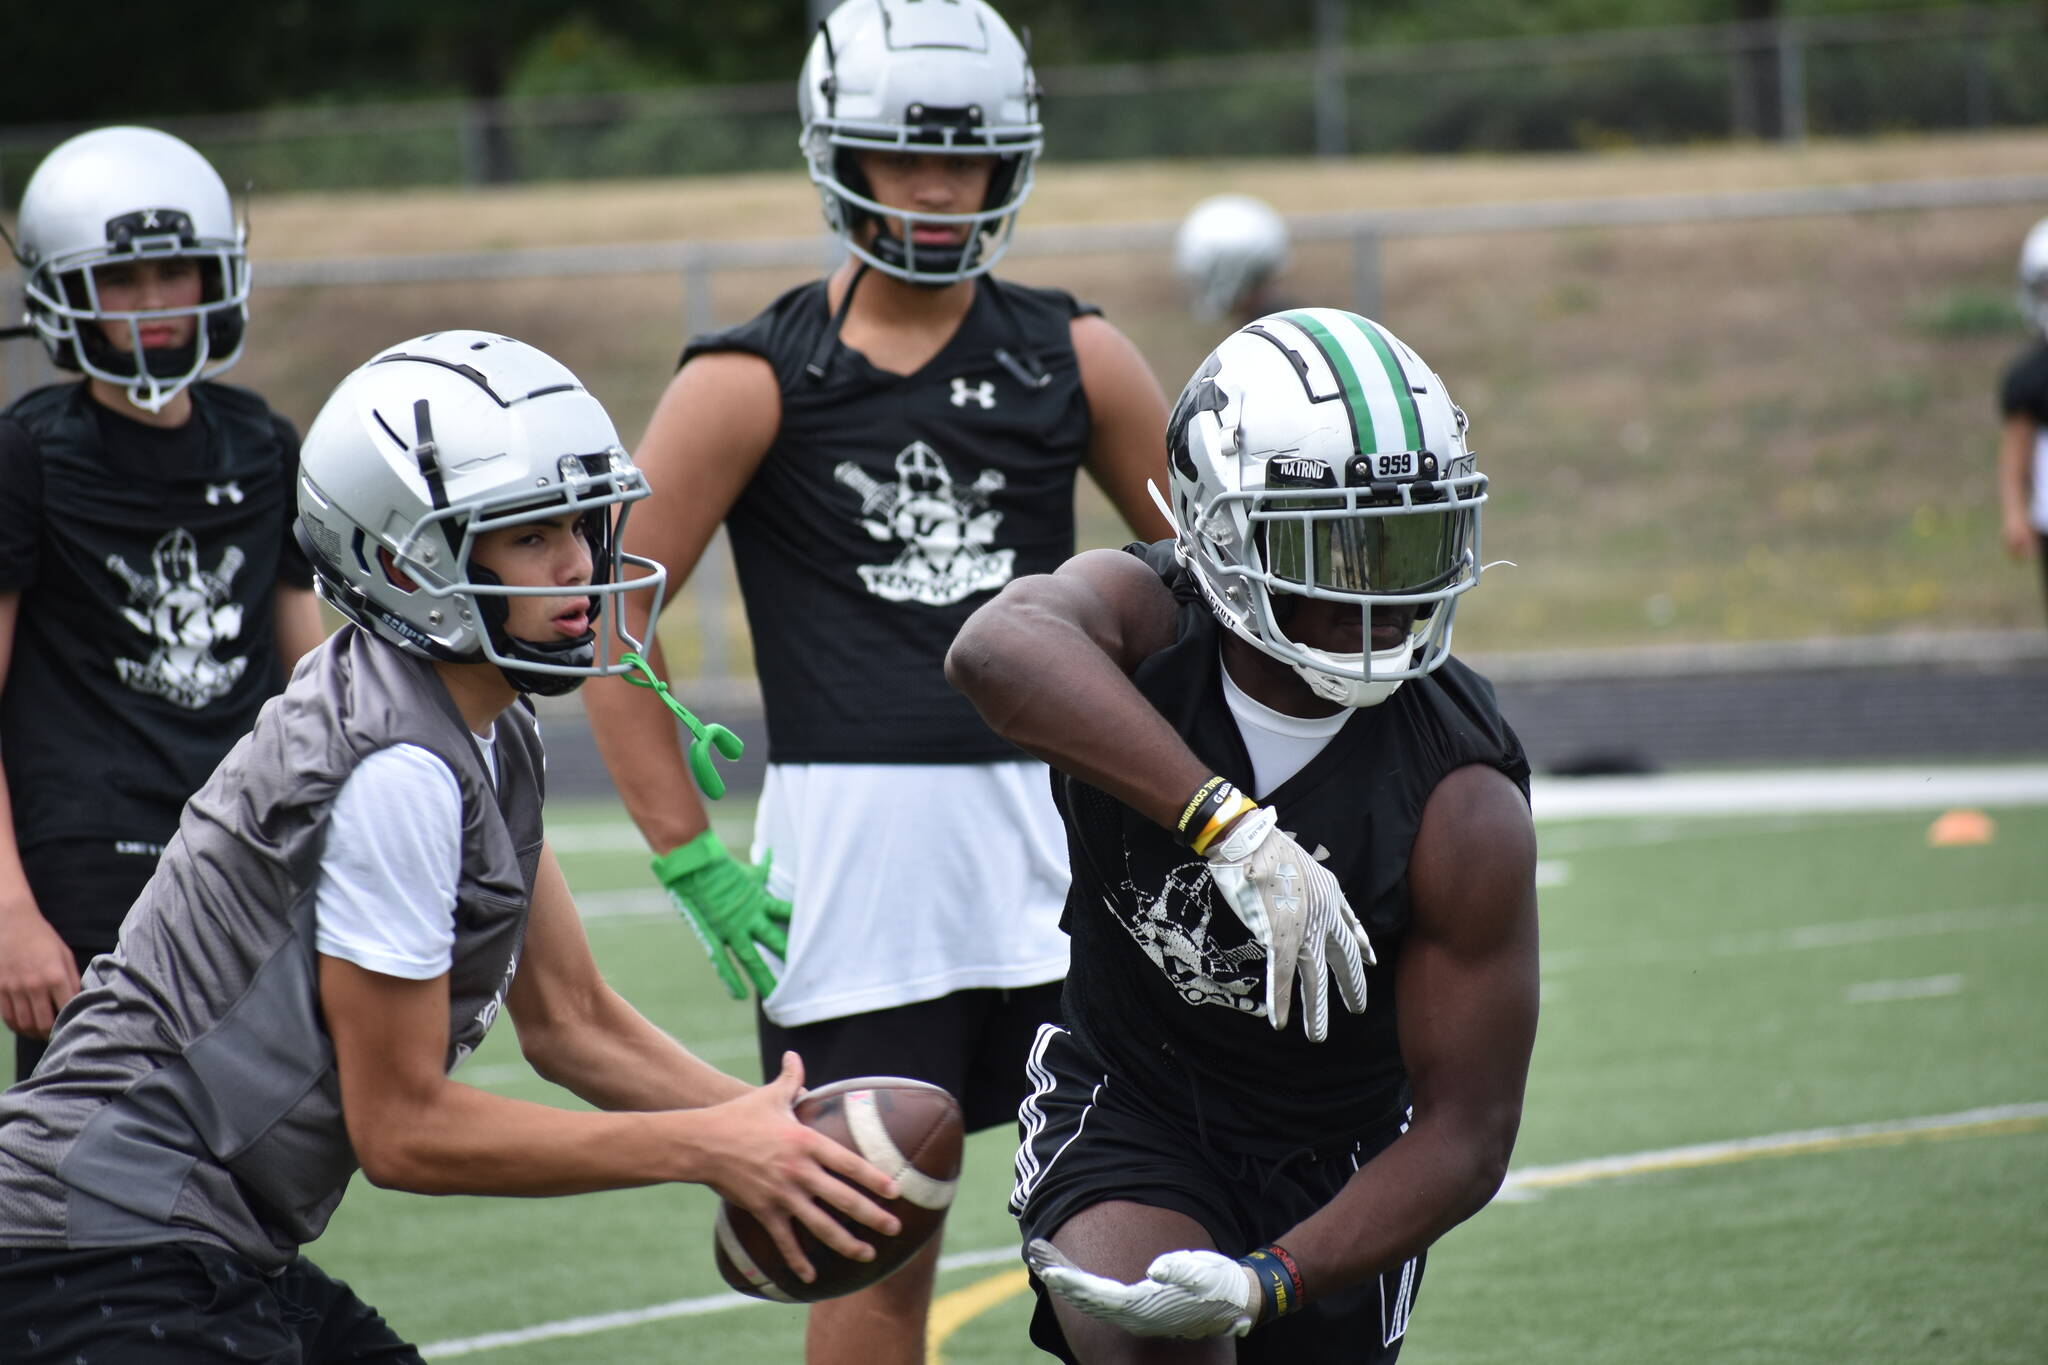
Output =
[
  {"x1": 205, "y1": 481, "x2": 244, "y2": 505},
  {"x1": 950, "y1": 378, "x2": 997, "y2": 410}
]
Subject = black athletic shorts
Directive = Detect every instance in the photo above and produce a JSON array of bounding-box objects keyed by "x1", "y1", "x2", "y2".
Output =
[
  {"x1": 0, "y1": 1243, "x2": 420, "y2": 1363},
  {"x1": 757, "y1": 980, "x2": 1063, "y2": 1133},
  {"x1": 1011, "y1": 1024, "x2": 1423, "y2": 1364}
]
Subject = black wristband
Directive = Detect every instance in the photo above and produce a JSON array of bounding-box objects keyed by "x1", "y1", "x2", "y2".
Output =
[
  {"x1": 1174, "y1": 776, "x2": 1232, "y2": 847},
  {"x1": 1241, "y1": 1244, "x2": 1305, "y2": 1322}
]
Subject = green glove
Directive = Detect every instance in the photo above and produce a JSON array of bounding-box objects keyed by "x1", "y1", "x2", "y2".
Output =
[{"x1": 653, "y1": 831, "x2": 792, "y2": 1001}]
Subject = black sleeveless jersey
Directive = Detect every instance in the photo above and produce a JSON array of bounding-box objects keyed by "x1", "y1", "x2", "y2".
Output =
[
  {"x1": 683, "y1": 275, "x2": 1098, "y2": 763},
  {"x1": 0, "y1": 381, "x2": 310, "y2": 854},
  {"x1": 2000, "y1": 340, "x2": 2048, "y2": 421},
  {"x1": 1053, "y1": 541, "x2": 1530, "y2": 1152}
]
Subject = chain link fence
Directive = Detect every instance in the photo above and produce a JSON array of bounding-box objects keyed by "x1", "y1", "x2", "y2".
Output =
[{"x1": 2, "y1": 6, "x2": 2043, "y2": 201}]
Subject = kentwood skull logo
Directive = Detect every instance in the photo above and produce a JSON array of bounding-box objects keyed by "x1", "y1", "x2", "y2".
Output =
[
  {"x1": 950, "y1": 377, "x2": 996, "y2": 409},
  {"x1": 1110, "y1": 838, "x2": 1336, "y2": 1018},
  {"x1": 834, "y1": 442, "x2": 1014, "y2": 605},
  {"x1": 105, "y1": 528, "x2": 249, "y2": 708}
]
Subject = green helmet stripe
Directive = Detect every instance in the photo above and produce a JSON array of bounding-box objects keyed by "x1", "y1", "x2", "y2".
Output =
[
  {"x1": 1279, "y1": 309, "x2": 1377, "y2": 454},
  {"x1": 1343, "y1": 314, "x2": 1424, "y2": 454}
]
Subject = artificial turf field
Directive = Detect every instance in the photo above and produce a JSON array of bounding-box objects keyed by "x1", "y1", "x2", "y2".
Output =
[{"x1": 9, "y1": 784, "x2": 2045, "y2": 1361}]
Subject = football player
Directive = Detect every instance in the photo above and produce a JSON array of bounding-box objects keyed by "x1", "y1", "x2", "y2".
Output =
[
  {"x1": 0, "y1": 127, "x2": 326, "y2": 1081},
  {"x1": 1174, "y1": 195, "x2": 1294, "y2": 330},
  {"x1": 948, "y1": 310, "x2": 1539, "y2": 1363},
  {"x1": 1998, "y1": 216, "x2": 2048, "y2": 621},
  {"x1": 583, "y1": 3, "x2": 1171, "y2": 1361},
  {"x1": 0, "y1": 334, "x2": 902, "y2": 1361}
]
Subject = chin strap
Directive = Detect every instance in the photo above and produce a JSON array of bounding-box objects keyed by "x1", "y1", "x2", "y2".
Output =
[{"x1": 618, "y1": 652, "x2": 744, "y2": 800}]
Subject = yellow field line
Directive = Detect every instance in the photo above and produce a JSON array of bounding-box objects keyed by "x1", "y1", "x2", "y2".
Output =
[
  {"x1": 927, "y1": 1267, "x2": 1033, "y2": 1365},
  {"x1": 923, "y1": 1103, "x2": 2048, "y2": 1363}
]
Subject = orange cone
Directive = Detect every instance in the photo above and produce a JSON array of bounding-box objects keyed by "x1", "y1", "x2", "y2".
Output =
[{"x1": 1926, "y1": 809, "x2": 1995, "y2": 847}]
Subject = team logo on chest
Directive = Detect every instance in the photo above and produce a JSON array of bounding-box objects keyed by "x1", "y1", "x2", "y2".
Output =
[
  {"x1": 105, "y1": 528, "x2": 249, "y2": 709},
  {"x1": 1111, "y1": 837, "x2": 1335, "y2": 1018},
  {"x1": 949, "y1": 377, "x2": 997, "y2": 409},
  {"x1": 833, "y1": 442, "x2": 1015, "y2": 606}
]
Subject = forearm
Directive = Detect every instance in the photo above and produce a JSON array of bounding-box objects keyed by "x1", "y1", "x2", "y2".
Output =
[
  {"x1": 518, "y1": 985, "x2": 750, "y2": 1113},
  {"x1": 1998, "y1": 427, "x2": 2033, "y2": 515},
  {"x1": 581, "y1": 635, "x2": 712, "y2": 854},
  {"x1": 351, "y1": 1077, "x2": 732, "y2": 1196},
  {"x1": 949, "y1": 589, "x2": 1209, "y2": 830},
  {"x1": 1277, "y1": 1108, "x2": 1520, "y2": 1297},
  {"x1": 273, "y1": 587, "x2": 328, "y2": 674}
]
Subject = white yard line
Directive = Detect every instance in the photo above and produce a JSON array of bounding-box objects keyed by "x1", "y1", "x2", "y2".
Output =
[
  {"x1": 1844, "y1": 973, "x2": 1966, "y2": 1004},
  {"x1": 1530, "y1": 765, "x2": 2048, "y2": 821},
  {"x1": 417, "y1": 1102, "x2": 2048, "y2": 1358}
]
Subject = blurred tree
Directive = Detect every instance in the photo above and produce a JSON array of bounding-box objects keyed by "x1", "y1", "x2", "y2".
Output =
[{"x1": 0, "y1": 0, "x2": 2012, "y2": 130}]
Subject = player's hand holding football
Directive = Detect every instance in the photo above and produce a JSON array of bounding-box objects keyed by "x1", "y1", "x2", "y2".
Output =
[
  {"x1": 1204, "y1": 803, "x2": 1374, "y2": 1041},
  {"x1": 1027, "y1": 1239, "x2": 1261, "y2": 1338},
  {"x1": 652, "y1": 831, "x2": 792, "y2": 1000},
  {"x1": 691, "y1": 1052, "x2": 901, "y2": 1284}
]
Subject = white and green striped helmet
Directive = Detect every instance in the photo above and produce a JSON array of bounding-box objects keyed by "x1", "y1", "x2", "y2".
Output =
[{"x1": 1162, "y1": 308, "x2": 1485, "y2": 708}]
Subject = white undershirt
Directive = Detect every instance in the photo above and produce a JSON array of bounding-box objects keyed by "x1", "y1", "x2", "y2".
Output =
[
  {"x1": 1219, "y1": 652, "x2": 1350, "y2": 799},
  {"x1": 312, "y1": 730, "x2": 496, "y2": 979}
]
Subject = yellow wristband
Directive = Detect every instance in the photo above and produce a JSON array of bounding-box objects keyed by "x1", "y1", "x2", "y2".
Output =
[
  {"x1": 1191, "y1": 793, "x2": 1259, "y2": 855},
  {"x1": 1175, "y1": 776, "x2": 1229, "y2": 838}
]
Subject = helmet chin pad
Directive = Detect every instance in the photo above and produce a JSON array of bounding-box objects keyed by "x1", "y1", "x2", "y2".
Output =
[
  {"x1": 1290, "y1": 639, "x2": 1414, "y2": 709},
  {"x1": 469, "y1": 561, "x2": 602, "y2": 697}
]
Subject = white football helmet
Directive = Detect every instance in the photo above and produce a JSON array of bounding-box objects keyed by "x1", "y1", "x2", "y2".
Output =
[
  {"x1": 2019, "y1": 217, "x2": 2048, "y2": 336},
  {"x1": 1162, "y1": 308, "x2": 1485, "y2": 709},
  {"x1": 12, "y1": 126, "x2": 249, "y2": 413},
  {"x1": 1175, "y1": 195, "x2": 1291, "y2": 324},
  {"x1": 798, "y1": 0, "x2": 1041, "y2": 286},
  {"x1": 295, "y1": 332, "x2": 667, "y2": 697}
]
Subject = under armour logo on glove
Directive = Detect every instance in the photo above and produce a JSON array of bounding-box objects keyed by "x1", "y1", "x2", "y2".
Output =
[
  {"x1": 950, "y1": 377, "x2": 997, "y2": 409},
  {"x1": 205, "y1": 481, "x2": 245, "y2": 505}
]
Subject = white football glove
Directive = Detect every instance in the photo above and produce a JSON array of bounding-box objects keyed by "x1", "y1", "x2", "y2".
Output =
[
  {"x1": 1026, "y1": 1239, "x2": 1257, "y2": 1339},
  {"x1": 1204, "y1": 805, "x2": 1374, "y2": 1042}
]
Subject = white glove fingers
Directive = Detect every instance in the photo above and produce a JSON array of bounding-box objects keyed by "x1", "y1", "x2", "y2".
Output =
[{"x1": 1298, "y1": 938, "x2": 1331, "y2": 1042}]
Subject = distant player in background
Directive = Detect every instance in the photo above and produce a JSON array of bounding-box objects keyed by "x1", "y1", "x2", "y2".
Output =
[
  {"x1": 1998, "y1": 216, "x2": 2048, "y2": 623},
  {"x1": 0, "y1": 127, "x2": 326, "y2": 1081},
  {"x1": 949, "y1": 310, "x2": 1538, "y2": 1363},
  {"x1": 581, "y1": 2, "x2": 1171, "y2": 1361},
  {"x1": 0, "y1": 334, "x2": 902, "y2": 1363},
  {"x1": 1174, "y1": 195, "x2": 1295, "y2": 332}
]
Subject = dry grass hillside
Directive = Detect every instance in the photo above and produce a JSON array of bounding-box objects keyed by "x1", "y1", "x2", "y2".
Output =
[{"x1": 103, "y1": 129, "x2": 2048, "y2": 658}]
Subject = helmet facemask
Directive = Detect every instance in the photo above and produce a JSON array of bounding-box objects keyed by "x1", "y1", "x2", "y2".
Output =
[
  {"x1": 1228, "y1": 456, "x2": 1483, "y2": 708},
  {"x1": 800, "y1": 0, "x2": 1042, "y2": 287},
  {"x1": 369, "y1": 445, "x2": 663, "y2": 698},
  {"x1": 27, "y1": 214, "x2": 248, "y2": 414},
  {"x1": 1165, "y1": 308, "x2": 1488, "y2": 709}
]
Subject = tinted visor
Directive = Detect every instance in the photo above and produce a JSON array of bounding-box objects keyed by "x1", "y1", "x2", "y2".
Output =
[{"x1": 1262, "y1": 497, "x2": 1469, "y2": 596}]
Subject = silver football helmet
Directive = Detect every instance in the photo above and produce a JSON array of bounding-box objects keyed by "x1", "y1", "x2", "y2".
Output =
[
  {"x1": 1175, "y1": 195, "x2": 1291, "y2": 324},
  {"x1": 798, "y1": 0, "x2": 1041, "y2": 286},
  {"x1": 2019, "y1": 217, "x2": 2048, "y2": 337},
  {"x1": 1162, "y1": 308, "x2": 1485, "y2": 709},
  {"x1": 295, "y1": 332, "x2": 667, "y2": 697},
  {"x1": 12, "y1": 126, "x2": 250, "y2": 413}
]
